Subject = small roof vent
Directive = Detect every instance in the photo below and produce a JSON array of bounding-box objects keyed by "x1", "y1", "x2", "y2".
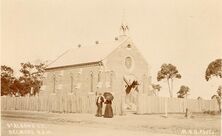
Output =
[
  {"x1": 115, "y1": 37, "x2": 118, "y2": 41},
  {"x1": 78, "y1": 44, "x2": 81, "y2": 48},
  {"x1": 95, "y1": 41, "x2": 99, "y2": 44}
]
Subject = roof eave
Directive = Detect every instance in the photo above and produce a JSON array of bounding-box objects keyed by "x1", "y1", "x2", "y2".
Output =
[{"x1": 45, "y1": 61, "x2": 102, "y2": 70}]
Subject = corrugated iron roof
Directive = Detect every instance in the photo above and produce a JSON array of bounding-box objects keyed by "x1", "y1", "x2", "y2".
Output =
[{"x1": 47, "y1": 36, "x2": 129, "y2": 69}]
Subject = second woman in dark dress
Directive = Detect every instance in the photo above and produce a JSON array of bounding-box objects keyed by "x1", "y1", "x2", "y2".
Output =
[{"x1": 104, "y1": 99, "x2": 113, "y2": 118}]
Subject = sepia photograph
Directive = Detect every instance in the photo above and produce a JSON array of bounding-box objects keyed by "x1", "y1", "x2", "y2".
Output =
[{"x1": 1, "y1": 0, "x2": 222, "y2": 136}]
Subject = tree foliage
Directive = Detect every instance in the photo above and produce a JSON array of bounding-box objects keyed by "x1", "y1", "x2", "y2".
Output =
[
  {"x1": 211, "y1": 94, "x2": 218, "y2": 100},
  {"x1": 197, "y1": 96, "x2": 203, "y2": 100},
  {"x1": 205, "y1": 59, "x2": 222, "y2": 113},
  {"x1": 177, "y1": 85, "x2": 190, "y2": 98},
  {"x1": 152, "y1": 84, "x2": 161, "y2": 91},
  {"x1": 157, "y1": 64, "x2": 181, "y2": 97},
  {"x1": 1, "y1": 62, "x2": 46, "y2": 96},
  {"x1": 1, "y1": 65, "x2": 15, "y2": 96},
  {"x1": 205, "y1": 59, "x2": 222, "y2": 81},
  {"x1": 152, "y1": 84, "x2": 161, "y2": 96},
  {"x1": 18, "y1": 62, "x2": 47, "y2": 96}
]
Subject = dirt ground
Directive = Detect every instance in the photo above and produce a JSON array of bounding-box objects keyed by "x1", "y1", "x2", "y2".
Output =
[{"x1": 1, "y1": 111, "x2": 221, "y2": 136}]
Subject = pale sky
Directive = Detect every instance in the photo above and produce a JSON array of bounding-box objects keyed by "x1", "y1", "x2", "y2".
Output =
[{"x1": 1, "y1": 0, "x2": 222, "y2": 99}]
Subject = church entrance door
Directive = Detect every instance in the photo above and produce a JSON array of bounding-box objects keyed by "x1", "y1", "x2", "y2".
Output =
[{"x1": 123, "y1": 75, "x2": 139, "y2": 113}]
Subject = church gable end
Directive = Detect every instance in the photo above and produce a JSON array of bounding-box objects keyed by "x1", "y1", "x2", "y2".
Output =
[{"x1": 102, "y1": 37, "x2": 151, "y2": 94}]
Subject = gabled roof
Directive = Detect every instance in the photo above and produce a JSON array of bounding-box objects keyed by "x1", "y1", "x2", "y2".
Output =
[{"x1": 46, "y1": 36, "x2": 129, "y2": 69}]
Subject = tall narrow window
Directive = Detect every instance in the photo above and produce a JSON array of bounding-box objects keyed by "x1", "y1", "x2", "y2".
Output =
[
  {"x1": 98, "y1": 71, "x2": 101, "y2": 82},
  {"x1": 97, "y1": 71, "x2": 102, "y2": 89},
  {"x1": 70, "y1": 75, "x2": 74, "y2": 93},
  {"x1": 105, "y1": 71, "x2": 110, "y2": 88},
  {"x1": 143, "y1": 74, "x2": 146, "y2": 93},
  {"x1": 110, "y1": 71, "x2": 113, "y2": 88},
  {"x1": 75, "y1": 72, "x2": 81, "y2": 89},
  {"x1": 52, "y1": 75, "x2": 56, "y2": 94},
  {"x1": 90, "y1": 72, "x2": 93, "y2": 92}
]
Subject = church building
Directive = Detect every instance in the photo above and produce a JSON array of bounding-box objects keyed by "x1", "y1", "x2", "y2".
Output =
[{"x1": 40, "y1": 23, "x2": 153, "y2": 111}]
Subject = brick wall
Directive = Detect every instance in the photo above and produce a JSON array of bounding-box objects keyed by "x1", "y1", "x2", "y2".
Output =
[
  {"x1": 103, "y1": 38, "x2": 152, "y2": 96},
  {"x1": 41, "y1": 38, "x2": 152, "y2": 97},
  {"x1": 40, "y1": 63, "x2": 112, "y2": 96}
]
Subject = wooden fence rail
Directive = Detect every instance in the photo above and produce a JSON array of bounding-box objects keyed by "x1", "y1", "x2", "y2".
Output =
[
  {"x1": 1, "y1": 95, "x2": 219, "y2": 115},
  {"x1": 1, "y1": 95, "x2": 97, "y2": 114},
  {"x1": 137, "y1": 95, "x2": 219, "y2": 114},
  {"x1": 1, "y1": 94, "x2": 122, "y2": 115}
]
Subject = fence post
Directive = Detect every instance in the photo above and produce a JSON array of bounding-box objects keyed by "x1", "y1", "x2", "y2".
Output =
[
  {"x1": 136, "y1": 94, "x2": 140, "y2": 114},
  {"x1": 164, "y1": 97, "x2": 168, "y2": 117}
]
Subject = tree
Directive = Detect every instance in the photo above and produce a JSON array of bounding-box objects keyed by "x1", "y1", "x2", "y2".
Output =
[
  {"x1": 197, "y1": 97, "x2": 203, "y2": 100},
  {"x1": 9, "y1": 78, "x2": 23, "y2": 96},
  {"x1": 157, "y1": 64, "x2": 181, "y2": 97},
  {"x1": 152, "y1": 84, "x2": 161, "y2": 96},
  {"x1": 211, "y1": 86, "x2": 222, "y2": 113},
  {"x1": 1, "y1": 65, "x2": 15, "y2": 96},
  {"x1": 205, "y1": 59, "x2": 222, "y2": 81},
  {"x1": 205, "y1": 59, "x2": 222, "y2": 112},
  {"x1": 216, "y1": 85, "x2": 222, "y2": 112},
  {"x1": 211, "y1": 94, "x2": 218, "y2": 100},
  {"x1": 19, "y1": 62, "x2": 46, "y2": 96},
  {"x1": 177, "y1": 85, "x2": 190, "y2": 98},
  {"x1": 217, "y1": 85, "x2": 222, "y2": 97}
]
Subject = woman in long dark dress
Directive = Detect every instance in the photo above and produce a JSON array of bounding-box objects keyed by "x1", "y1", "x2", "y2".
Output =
[{"x1": 104, "y1": 99, "x2": 113, "y2": 118}]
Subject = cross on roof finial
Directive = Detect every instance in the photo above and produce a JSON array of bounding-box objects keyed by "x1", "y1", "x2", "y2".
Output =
[{"x1": 119, "y1": 9, "x2": 129, "y2": 36}]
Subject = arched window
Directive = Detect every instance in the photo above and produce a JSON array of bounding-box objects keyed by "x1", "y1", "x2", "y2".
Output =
[
  {"x1": 75, "y1": 72, "x2": 81, "y2": 89},
  {"x1": 98, "y1": 71, "x2": 101, "y2": 82},
  {"x1": 97, "y1": 67, "x2": 103, "y2": 89},
  {"x1": 110, "y1": 71, "x2": 113, "y2": 88},
  {"x1": 52, "y1": 74, "x2": 56, "y2": 94},
  {"x1": 143, "y1": 74, "x2": 146, "y2": 93},
  {"x1": 125, "y1": 57, "x2": 133, "y2": 69},
  {"x1": 90, "y1": 71, "x2": 93, "y2": 92},
  {"x1": 70, "y1": 74, "x2": 74, "y2": 93}
]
